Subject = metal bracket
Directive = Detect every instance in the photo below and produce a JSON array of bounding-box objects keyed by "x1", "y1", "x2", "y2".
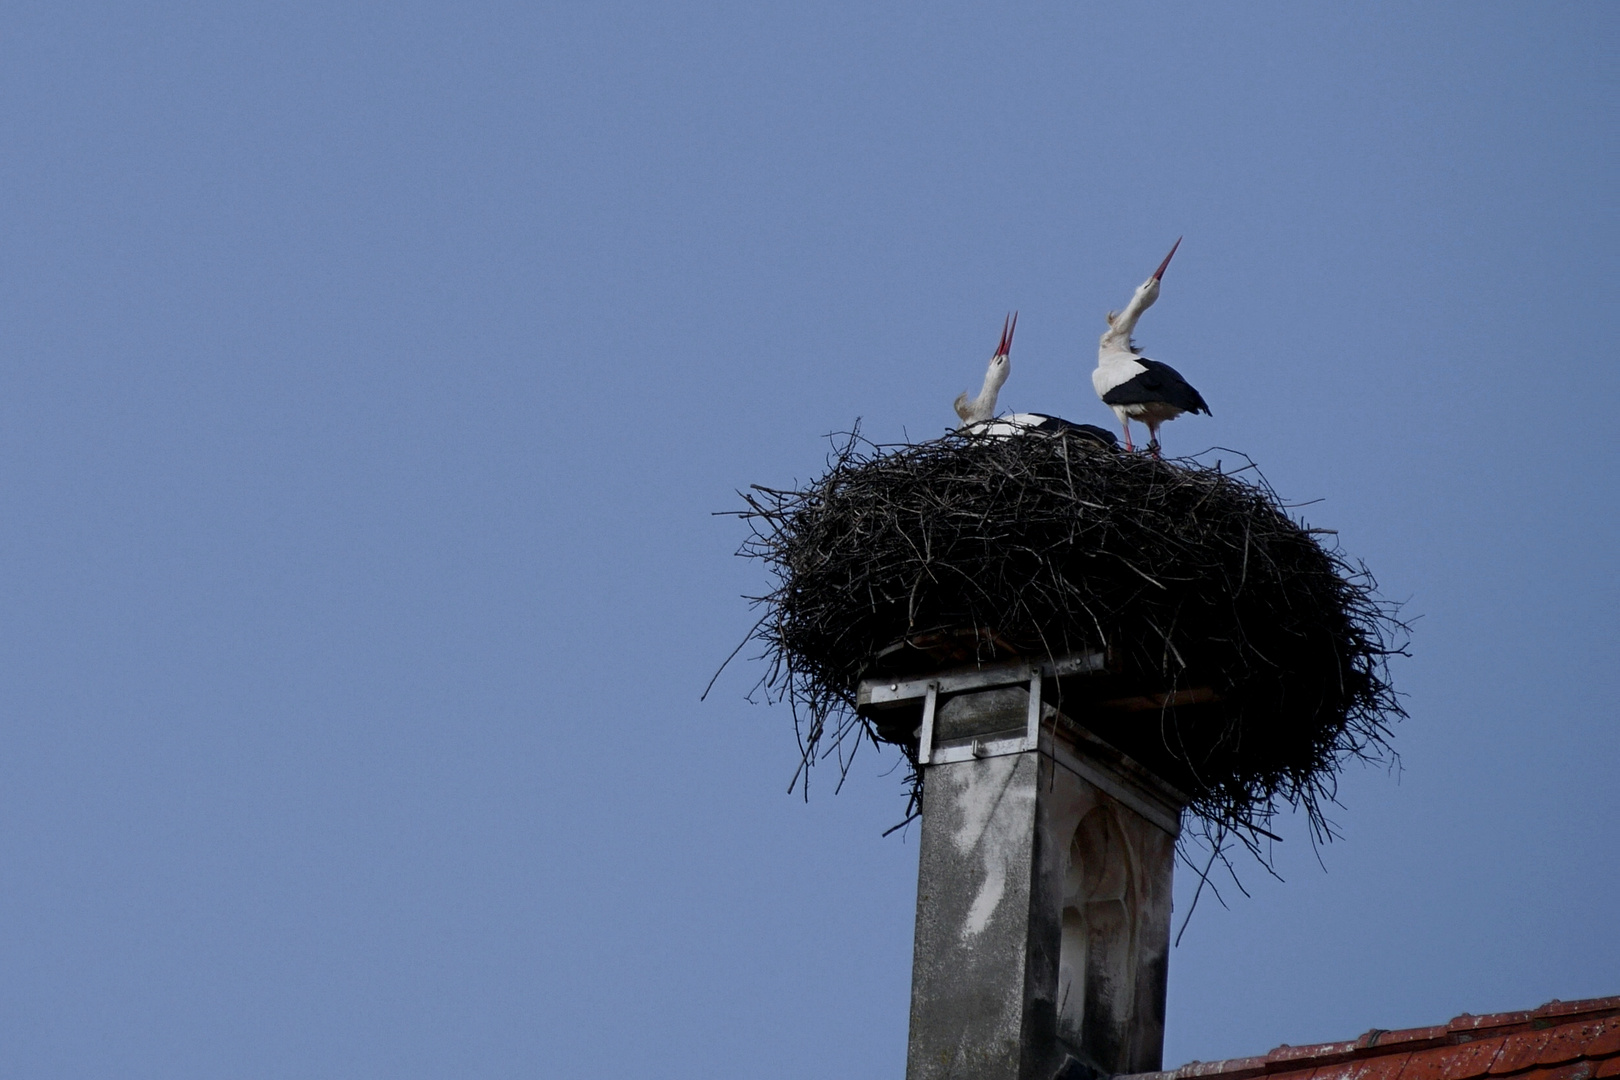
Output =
[
  {"x1": 860, "y1": 651, "x2": 1105, "y2": 710},
  {"x1": 860, "y1": 651, "x2": 1106, "y2": 767},
  {"x1": 1024, "y1": 667, "x2": 1043, "y2": 752},
  {"x1": 917, "y1": 682, "x2": 940, "y2": 766}
]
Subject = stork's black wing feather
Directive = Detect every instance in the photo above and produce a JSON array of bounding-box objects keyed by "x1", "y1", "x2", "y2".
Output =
[
  {"x1": 1022, "y1": 415, "x2": 1120, "y2": 448},
  {"x1": 1099, "y1": 358, "x2": 1211, "y2": 415}
]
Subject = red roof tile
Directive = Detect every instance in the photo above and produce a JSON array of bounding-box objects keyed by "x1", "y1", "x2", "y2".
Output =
[
  {"x1": 1543, "y1": 1022, "x2": 1620, "y2": 1066},
  {"x1": 1590, "y1": 1026, "x2": 1620, "y2": 1061},
  {"x1": 1455, "y1": 1013, "x2": 1537, "y2": 1035},
  {"x1": 1405, "y1": 1041, "x2": 1501, "y2": 1080},
  {"x1": 1492, "y1": 1030, "x2": 1557, "y2": 1075},
  {"x1": 1125, "y1": 997, "x2": 1620, "y2": 1080},
  {"x1": 1537, "y1": 1064, "x2": 1596, "y2": 1080},
  {"x1": 1439, "y1": 1037, "x2": 1507, "y2": 1080},
  {"x1": 1272, "y1": 1044, "x2": 1362, "y2": 1069},
  {"x1": 1311, "y1": 1061, "x2": 1385, "y2": 1080},
  {"x1": 1354, "y1": 1053, "x2": 1415, "y2": 1080}
]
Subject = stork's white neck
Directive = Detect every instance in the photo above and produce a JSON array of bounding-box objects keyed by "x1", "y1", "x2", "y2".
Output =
[
  {"x1": 956, "y1": 356, "x2": 1009, "y2": 426},
  {"x1": 1098, "y1": 280, "x2": 1159, "y2": 356}
]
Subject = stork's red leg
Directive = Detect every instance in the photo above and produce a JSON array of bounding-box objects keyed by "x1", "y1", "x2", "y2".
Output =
[{"x1": 1121, "y1": 420, "x2": 1133, "y2": 451}]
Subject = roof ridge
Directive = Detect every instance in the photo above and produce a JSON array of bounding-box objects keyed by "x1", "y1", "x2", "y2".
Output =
[{"x1": 1120, "y1": 996, "x2": 1620, "y2": 1080}]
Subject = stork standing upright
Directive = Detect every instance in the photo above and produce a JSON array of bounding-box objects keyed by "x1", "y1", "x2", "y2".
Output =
[{"x1": 1092, "y1": 238, "x2": 1210, "y2": 455}]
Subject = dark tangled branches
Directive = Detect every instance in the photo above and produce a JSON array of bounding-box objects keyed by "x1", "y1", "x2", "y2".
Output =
[{"x1": 727, "y1": 426, "x2": 1407, "y2": 871}]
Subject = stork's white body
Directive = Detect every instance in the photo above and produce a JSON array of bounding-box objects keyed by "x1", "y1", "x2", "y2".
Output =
[
  {"x1": 965, "y1": 411, "x2": 1118, "y2": 447},
  {"x1": 1092, "y1": 363, "x2": 1186, "y2": 425}
]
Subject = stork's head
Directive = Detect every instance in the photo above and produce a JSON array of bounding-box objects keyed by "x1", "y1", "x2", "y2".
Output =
[
  {"x1": 1101, "y1": 239, "x2": 1180, "y2": 349},
  {"x1": 1132, "y1": 236, "x2": 1181, "y2": 308},
  {"x1": 987, "y1": 311, "x2": 1016, "y2": 387}
]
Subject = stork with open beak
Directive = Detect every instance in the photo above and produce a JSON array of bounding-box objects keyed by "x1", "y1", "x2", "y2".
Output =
[
  {"x1": 954, "y1": 313, "x2": 1119, "y2": 447},
  {"x1": 1091, "y1": 238, "x2": 1210, "y2": 455},
  {"x1": 954, "y1": 313, "x2": 1016, "y2": 427}
]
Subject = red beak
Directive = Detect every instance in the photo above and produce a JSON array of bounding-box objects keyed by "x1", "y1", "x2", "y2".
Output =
[
  {"x1": 996, "y1": 311, "x2": 1018, "y2": 357},
  {"x1": 1152, "y1": 237, "x2": 1182, "y2": 282}
]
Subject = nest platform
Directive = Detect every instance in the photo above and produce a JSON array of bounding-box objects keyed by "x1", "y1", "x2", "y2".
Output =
[{"x1": 734, "y1": 428, "x2": 1405, "y2": 847}]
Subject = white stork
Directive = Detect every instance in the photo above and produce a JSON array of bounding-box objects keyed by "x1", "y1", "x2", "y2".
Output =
[
  {"x1": 954, "y1": 313, "x2": 1015, "y2": 427},
  {"x1": 955, "y1": 313, "x2": 1119, "y2": 447},
  {"x1": 1092, "y1": 238, "x2": 1210, "y2": 455}
]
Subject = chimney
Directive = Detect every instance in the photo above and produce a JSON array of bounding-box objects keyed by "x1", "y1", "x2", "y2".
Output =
[
  {"x1": 736, "y1": 428, "x2": 1402, "y2": 1078},
  {"x1": 862, "y1": 653, "x2": 1185, "y2": 1080}
]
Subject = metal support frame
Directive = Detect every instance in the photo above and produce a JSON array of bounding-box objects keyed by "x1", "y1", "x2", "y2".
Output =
[
  {"x1": 859, "y1": 651, "x2": 1107, "y2": 766},
  {"x1": 1025, "y1": 667, "x2": 1043, "y2": 749},
  {"x1": 917, "y1": 683, "x2": 940, "y2": 765}
]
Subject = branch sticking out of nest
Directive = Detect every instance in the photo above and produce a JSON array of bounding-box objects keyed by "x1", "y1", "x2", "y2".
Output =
[{"x1": 725, "y1": 425, "x2": 1408, "y2": 867}]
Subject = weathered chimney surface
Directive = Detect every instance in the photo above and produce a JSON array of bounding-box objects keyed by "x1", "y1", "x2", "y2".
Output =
[{"x1": 868, "y1": 656, "x2": 1184, "y2": 1080}]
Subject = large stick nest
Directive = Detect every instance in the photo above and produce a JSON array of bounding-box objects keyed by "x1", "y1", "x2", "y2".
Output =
[{"x1": 731, "y1": 427, "x2": 1407, "y2": 851}]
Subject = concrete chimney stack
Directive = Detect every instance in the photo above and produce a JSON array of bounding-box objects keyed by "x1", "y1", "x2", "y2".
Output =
[{"x1": 861, "y1": 653, "x2": 1185, "y2": 1080}]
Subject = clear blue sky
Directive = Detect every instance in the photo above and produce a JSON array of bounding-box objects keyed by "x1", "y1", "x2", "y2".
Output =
[{"x1": 0, "y1": 3, "x2": 1613, "y2": 1077}]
